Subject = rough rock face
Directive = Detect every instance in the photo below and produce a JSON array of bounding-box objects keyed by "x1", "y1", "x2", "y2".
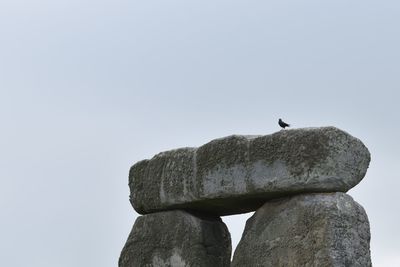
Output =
[
  {"x1": 119, "y1": 210, "x2": 231, "y2": 267},
  {"x1": 130, "y1": 127, "x2": 370, "y2": 215},
  {"x1": 231, "y1": 193, "x2": 371, "y2": 267}
]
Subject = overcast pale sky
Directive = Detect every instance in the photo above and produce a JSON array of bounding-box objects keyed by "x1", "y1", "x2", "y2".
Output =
[{"x1": 1, "y1": 1, "x2": 399, "y2": 266}]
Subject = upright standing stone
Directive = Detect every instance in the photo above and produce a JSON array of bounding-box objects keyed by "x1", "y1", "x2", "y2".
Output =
[
  {"x1": 130, "y1": 127, "x2": 370, "y2": 216},
  {"x1": 232, "y1": 193, "x2": 371, "y2": 267},
  {"x1": 119, "y1": 210, "x2": 231, "y2": 267}
]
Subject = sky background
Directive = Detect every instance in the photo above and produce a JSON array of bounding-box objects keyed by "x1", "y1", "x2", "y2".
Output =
[{"x1": 1, "y1": 1, "x2": 399, "y2": 266}]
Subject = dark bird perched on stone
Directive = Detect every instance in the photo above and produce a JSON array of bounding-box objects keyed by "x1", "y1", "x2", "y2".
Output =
[{"x1": 278, "y1": 118, "x2": 290, "y2": 129}]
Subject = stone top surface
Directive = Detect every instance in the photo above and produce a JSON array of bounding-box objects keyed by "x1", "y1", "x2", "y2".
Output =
[{"x1": 129, "y1": 127, "x2": 370, "y2": 216}]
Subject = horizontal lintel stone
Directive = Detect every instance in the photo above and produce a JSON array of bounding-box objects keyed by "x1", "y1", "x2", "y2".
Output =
[{"x1": 129, "y1": 127, "x2": 370, "y2": 216}]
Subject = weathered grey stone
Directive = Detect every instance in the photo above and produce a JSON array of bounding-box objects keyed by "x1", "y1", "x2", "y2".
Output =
[
  {"x1": 119, "y1": 210, "x2": 231, "y2": 267},
  {"x1": 232, "y1": 193, "x2": 371, "y2": 267},
  {"x1": 130, "y1": 127, "x2": 370, "y2": 216}
]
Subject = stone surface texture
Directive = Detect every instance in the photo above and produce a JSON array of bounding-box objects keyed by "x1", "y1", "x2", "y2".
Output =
[
  {"x1": 130, "y1": 127, "x2": 370, "y2": 215},
  {"x1": 119, "y1": 210, "x2": 231, "y2": 267},
  {"x1": 231, "y1": 192, "x2": 371, "y2": 267}
]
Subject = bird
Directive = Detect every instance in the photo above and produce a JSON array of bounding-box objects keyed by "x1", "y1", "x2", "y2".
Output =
[{"x1": 278, "y1": 118, "x2": 290, "y2": 129}]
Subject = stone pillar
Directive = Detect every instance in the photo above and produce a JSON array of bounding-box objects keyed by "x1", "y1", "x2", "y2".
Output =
[
  {"x1": 119, "y1": 210, "x2": 231, "y2": 267},
  {"x1": 232, "y1": 193, "x2": 371, "y2": 267}
]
